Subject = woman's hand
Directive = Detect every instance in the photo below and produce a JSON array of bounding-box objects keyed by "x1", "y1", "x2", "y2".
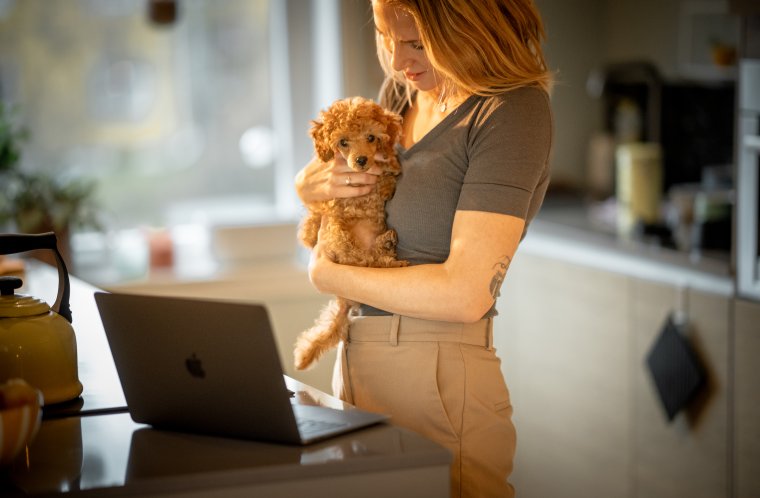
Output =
[{"x1": 295, "y1": 153, "x2": 386, "y2": 204}]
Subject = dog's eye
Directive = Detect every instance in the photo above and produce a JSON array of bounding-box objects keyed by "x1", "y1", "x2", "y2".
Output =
[
  {"x1": 367, "y1": 134, "x2": 375, "y2": 143},
  {"x1": 339, "y1": 138, "x2": 348, "y2": 147}
]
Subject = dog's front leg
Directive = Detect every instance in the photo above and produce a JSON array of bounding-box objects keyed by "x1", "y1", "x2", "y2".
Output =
[
  {"x1": 320, "y1": 217, "x2": 367, "y2": 265},
  {"x1": 298, "y1": 208, "x2": 323, "y2": 249},
  {"x1": 372, "y1": 229, "x2": 409, "y2": 267},
  {"x1": 350, "y1": 218, "x2": 384, "y2": 253}
]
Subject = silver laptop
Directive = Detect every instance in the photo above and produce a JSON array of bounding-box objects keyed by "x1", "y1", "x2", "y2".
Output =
[{"x1": 94, "y1": 292, "x2": 387, "y2": 445}]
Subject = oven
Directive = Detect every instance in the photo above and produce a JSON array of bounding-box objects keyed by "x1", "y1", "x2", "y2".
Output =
[{"x1": 736, "y1": 58, "x2": 760, "y2": 300}]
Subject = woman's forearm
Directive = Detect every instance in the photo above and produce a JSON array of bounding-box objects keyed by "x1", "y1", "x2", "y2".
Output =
[
  {"x1": 312, "y1": 259, "x2": 491, "y2": 322},
  {"x1": 309, "y1": 210, "x2": 526, "y2": 322}
]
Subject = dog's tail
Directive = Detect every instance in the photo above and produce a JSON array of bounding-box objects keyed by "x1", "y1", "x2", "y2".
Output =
[{"x1": 293, "y1": 298, "x2": 353, "y2": 370}]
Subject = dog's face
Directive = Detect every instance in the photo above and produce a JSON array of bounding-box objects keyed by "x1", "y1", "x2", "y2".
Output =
[
  {"x1": 310, "y1": 97, "x2": 402, "y2": 174},
  {"x1": 333, "y1": 120, "x2": 389, "y2": 173}
]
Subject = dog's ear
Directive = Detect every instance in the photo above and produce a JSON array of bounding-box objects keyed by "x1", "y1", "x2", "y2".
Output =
[
  {"x1": 376, "y1": 109, "x2": 402, "y2": 173},
  {"x1": 309, "y1": 118, "x2": 334, "y2": 162},
  {"x1": 374, "y1": 109, "x2": 403, "y2": 175}
]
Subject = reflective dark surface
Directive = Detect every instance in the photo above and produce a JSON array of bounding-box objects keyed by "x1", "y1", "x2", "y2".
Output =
[
  {"x1": 0, "y1": 263, "x2": 449, "y2": 496},
  {"x1": 2, "y1": 405, "x2": 447, "y2": 495}
]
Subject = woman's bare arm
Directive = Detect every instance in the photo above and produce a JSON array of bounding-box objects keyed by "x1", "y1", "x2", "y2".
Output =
[{"x1": 308, "y1": 210, "x2": 525, "y2": 322}]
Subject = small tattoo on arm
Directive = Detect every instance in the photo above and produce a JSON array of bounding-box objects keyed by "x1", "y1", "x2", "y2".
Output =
[{"x1": 489, "y1": 255, "x2": 512, "y2": 298}]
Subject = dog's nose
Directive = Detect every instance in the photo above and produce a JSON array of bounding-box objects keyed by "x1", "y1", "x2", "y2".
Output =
[{"x1": 355, "y1": 156, "x2": 368, "y2": 168}]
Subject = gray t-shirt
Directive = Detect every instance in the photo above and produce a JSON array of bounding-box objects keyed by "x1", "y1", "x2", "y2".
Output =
[{"x1": 361, "y1": 85, "x2": 553, "y2": 317}]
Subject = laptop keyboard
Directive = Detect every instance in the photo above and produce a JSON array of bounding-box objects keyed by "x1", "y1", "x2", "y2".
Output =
[{"x1": 297, "y1": 418, "x2": 349, "y2": 436}]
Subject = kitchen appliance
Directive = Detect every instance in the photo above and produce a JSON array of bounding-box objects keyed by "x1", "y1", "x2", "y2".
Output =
[
  {"x1": 659, "y1": 82, "x2": 735, "y2": 190},
  {"x1": 736, "y1": 58, "x2": 760, "y2": 300},
  {"x1": 587, "y1": 61, "x2": 663, "y2": 144},
  {"x1": 0, "y1": 232, "x2": 83, "y2": 404},
  {"x1": 735, "y1": 11, "x2": 760, "y2": 300},
  {"x1": 586, "y1": 61, "x2": 735, "y2": 203},
  {"x1": 586, "y1": 61, "x2": 658, "y2": 196}
]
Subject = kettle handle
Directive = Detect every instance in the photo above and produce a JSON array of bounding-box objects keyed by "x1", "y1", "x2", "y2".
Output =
[{"x1": 0, "y1": 232, "x2": 72, "y2": 323}]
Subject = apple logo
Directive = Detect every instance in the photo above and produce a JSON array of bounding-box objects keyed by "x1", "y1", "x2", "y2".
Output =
[{"x1": 185, "y1": 353, "x2": 206, "y2": 378}]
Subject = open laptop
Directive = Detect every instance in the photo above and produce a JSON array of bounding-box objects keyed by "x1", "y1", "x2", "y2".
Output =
[{"x1": 94, "y1": 292, "x2": 387, "y2": 445}]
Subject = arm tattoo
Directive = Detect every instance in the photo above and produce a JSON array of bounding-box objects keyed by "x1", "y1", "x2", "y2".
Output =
[{"x1": 489, "y1": 255, "x2": 512, "y2": 299}]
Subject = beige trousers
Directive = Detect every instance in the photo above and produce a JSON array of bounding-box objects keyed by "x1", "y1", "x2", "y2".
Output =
[{"x1": 332, "y1": 315, "x2": 516, "y2": 498}]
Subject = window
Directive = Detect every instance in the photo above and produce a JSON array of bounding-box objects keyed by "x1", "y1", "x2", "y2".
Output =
[{"x1": 0, "y1": 0, "x2": 343, "y2": 230}]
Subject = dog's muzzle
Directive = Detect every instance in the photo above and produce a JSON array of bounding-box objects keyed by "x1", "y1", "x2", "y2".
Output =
[{"x1": 354, "y1": 156, "x2": 368, "y2": 169}]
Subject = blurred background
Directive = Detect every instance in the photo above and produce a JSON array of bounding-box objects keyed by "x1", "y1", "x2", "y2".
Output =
[
  {"x1": 0, "y1": 0, "x2": 346, "y2": 281},
  {"x1": 2, "y1": 2, "x2": 760, "y2": 498},
  {"x1": 0, "y1": 0, "x2": 746, "y2": 282}
]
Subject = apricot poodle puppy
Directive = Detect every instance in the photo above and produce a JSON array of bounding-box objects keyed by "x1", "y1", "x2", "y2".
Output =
[{"x1": 294, "y1": 97, "x2": 407, "y2": 371}]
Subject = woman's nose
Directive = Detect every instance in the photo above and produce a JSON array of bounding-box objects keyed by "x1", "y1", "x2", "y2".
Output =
[{"x1": 389, "y1": 44, "x2": 411, "y2": 72}]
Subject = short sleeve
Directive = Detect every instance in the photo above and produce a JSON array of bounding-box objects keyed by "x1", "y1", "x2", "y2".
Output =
[{"x1": 457, "y1": 87, "x2": 553, "y2": 220}]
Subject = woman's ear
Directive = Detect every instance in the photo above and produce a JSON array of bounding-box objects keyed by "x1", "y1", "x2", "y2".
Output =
[{"x1": 310, "y1": 119, "x2": 334, "y2": 162}]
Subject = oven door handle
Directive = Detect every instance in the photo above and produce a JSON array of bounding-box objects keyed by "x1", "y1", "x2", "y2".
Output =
[
  {"x1": 737, "y1": 114, "x2": 760, "y2": 299},
  {"x1": 744, "y1": 134, "x2": 760, "y2": 152}
]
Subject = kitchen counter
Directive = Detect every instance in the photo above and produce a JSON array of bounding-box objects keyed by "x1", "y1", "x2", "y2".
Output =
[
  {"x1": 0, "y1": 262, "x2": 451, "y2": 497},
  {"x1": 524, "y1": 195, "x2": 734, "y2": 296},
  {"x1": 2, "y1": 398, "x2": 450, "y2": 497}
]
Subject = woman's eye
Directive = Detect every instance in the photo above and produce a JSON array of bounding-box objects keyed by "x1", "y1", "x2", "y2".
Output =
[
  {"x1": 411, "y1": 42, "x2": 423, "y2": 50},
  {"x1": 339, "y1": 138, "x2": 348, "y2": 147},
  {"x1": 367, "y1": 134, "x2": 375, "y2": 143}
]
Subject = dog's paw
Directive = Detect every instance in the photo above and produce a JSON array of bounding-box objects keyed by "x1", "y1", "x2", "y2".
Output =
[
  {"x1": 384, "y1": 258, "x2": 408, "y2": 268},
  {"x1": 376, "y1": 229, "x2": 398, "y2": 250}
]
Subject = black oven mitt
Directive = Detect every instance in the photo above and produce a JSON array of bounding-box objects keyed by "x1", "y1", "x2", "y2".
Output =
[{"x1": 645, "y1": 314, "x2": 707, "y2": 421}]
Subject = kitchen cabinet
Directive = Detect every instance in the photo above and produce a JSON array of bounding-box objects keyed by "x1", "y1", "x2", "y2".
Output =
[
  {"x1": 630, "y1": 281, "x2": 730, "y2": 498},
  {"x1": 495, "y1": 251, "x2": 734, "y2": 498},
  {"x1": 734, "y1": 298, "x2": 760, "y2": 498},
  {"x1": 496, "y1": 253, "x2": 630, "y2": 498}
]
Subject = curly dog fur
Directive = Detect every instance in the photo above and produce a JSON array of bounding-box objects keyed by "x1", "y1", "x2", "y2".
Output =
[{"x1": 294, "y1": 97, "x2": 407, "y2": 370}]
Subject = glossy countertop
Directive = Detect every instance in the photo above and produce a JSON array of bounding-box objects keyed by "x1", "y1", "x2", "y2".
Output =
[
  {"x1": 1, "y1": 396, "x2": 448, "y2": 496},
  {"x1": 0, "y1": 262, "x2": 451, "y2": 496}
]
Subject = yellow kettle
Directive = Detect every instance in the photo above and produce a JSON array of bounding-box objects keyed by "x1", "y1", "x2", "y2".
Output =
[{"x1": 0, "y1": 232, "x2": 83, "y2": 405}]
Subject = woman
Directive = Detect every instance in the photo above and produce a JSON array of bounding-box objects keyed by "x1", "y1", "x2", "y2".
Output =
[{"x1": 295, "y1": 1, "x2": 553, "y2": 496}]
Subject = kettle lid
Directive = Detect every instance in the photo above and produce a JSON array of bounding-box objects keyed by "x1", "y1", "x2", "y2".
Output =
[{"x1": 0, "y1": 276, "x2": 50, "y2": 318}]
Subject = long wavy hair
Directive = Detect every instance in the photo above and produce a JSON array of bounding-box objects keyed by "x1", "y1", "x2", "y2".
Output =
[{"x1": 375, "y1": 0, "x2": 552, "y2": 112}]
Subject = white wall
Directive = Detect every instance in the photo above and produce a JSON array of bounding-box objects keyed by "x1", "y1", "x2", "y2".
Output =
[{"x1": 535, "y1": 0, "x2": 606, "y2": 190}]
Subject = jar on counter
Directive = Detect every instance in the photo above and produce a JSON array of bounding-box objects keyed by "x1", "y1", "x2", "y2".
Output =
[{"x1": 616, "y1": 142, "x2": 663, "y2": 238}]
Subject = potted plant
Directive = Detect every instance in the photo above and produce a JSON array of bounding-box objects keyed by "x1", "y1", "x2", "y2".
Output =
[{"x1": 0, "y1": 101, "x2": 100, "y2": 267}]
